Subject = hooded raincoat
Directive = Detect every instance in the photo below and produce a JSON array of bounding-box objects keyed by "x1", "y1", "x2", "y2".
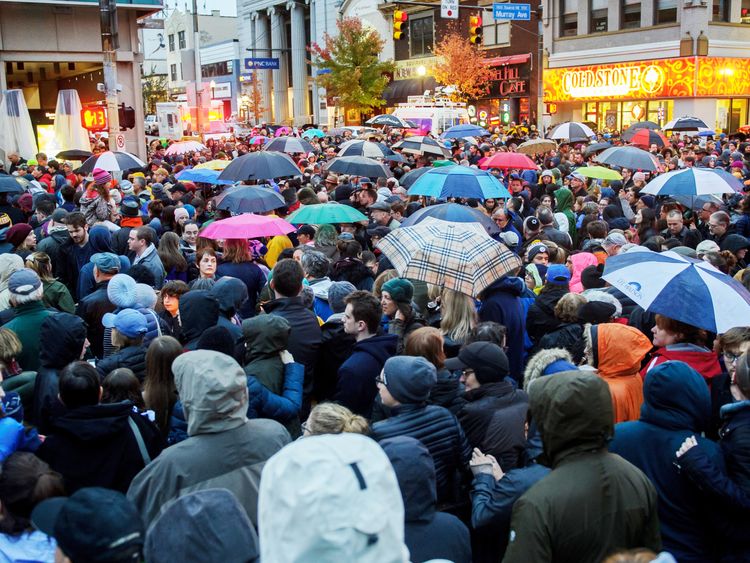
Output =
[{"x1": 553, "y1": 187, "x2": 577, "y2": 245}]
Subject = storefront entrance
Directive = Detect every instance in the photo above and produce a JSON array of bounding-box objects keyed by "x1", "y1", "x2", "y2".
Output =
[{"x1": 582, "y1": 100, "x2": 674, "y2": 133}]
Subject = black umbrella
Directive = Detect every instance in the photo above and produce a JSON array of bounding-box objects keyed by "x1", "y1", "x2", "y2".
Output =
[
  {"x1": 583, "y1": 142, "x2": 612, "y2": 157},
  {"x1": 366, "y1": 114, "x2": 416, "y2": 128},
  {"x1": 0, "y1": 176, "x2": 23, "y2": 195},
  {"x1": 663, "y1": 116, "x2": 709, "y2": 131},
  {"x1": 595, "y1": 146, "x2": 660, "y2": 171},
  {"x1": 56, "y1": 149, "x2": 93, "y2": 161},
  {"x1": 628, "y1": 121, "x2": 660, "y2": 131},
  {"x1": 338, "y1": 140, "x2": 397, "y2": 160},
  {"x1": 218, "y1": 152, "x2": 301, "y2": 182},
  {"x1": 400, "y1": 166, "x2": 432, "y2": 188},
  {"x1": 214, "y1": 185, "x2": 286, "y2": 213},
  {"x1": 263, "y1": 136, "x2": 315, "y2": 155},
  {"x1": 325, "y1": 156, "x2": 392, "y2": 178}
]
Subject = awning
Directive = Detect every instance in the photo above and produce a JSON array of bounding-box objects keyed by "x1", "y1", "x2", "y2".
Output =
[
  {"x1": 483, "y1": 53, "x2": 531, "y2": 67},
  {"x1": 383, "y1": 76, "x2": 438, "y2": 105}
]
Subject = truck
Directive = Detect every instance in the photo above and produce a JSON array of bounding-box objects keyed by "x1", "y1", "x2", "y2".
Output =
[
  {"x1": 144, "y1": 114, "x2": 158, "y2": 135},
  {"x1": 156, "y1": 102, "x2": 190, "y2": 140},
  {"x1": 391, "y1": 95, "x2": 470, "y2": 137}
]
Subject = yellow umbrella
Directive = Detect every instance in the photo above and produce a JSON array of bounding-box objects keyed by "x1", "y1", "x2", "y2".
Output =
[
  {"x1": 194, "y1": 159, "x2": 230, "y2": 170},
  {"x1": 576, "y1": 166, "x2": 623, "y2": 180}
]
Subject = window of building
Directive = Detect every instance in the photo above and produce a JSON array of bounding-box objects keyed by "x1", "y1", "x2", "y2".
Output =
[
  {"x1": 713, "y1": 0, "x2": 730, "y2": 21},
  {"x1": 409, "y1": 15, "x2": 434, "y2": 58},
  {"x1": 201, "y1": 61, "x2": 234, "y2": 77},
  {"x1": 168, "y1": 34, "x2": 175, "y2": 52},
  {"x1": 622, "y1": 0, "x2": 641, "y2": 29},
  {"x1": 743, "y1": 0, "x2": 750, "y2": 23},
  {"x1": 483, "y1": 20, "x2": 510, "y2": 47},
  {"x1": 591, "y1": 0, "x2": 608, "y2": 32},
  {"x1": 560, "y1": 0, "x2": 577, "y2": 36},
  {"x1": 178, "y1": 30, "x2": 186, "y2": 49},
  {"x1": 655, "y1": 0, "x2": 677, "y2": 24},
  {"x1": 170, "y1": 63, "x2": 177, "y2": 81}
]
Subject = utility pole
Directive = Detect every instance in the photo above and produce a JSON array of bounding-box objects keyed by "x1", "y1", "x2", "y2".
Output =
[
  {"x1": 537, "y1": 4, "x2": 545, "y2": 138},
  {"x1": 99, "y1": 0, "x2": 120, "y2": 142},
  {"x1": 192, "y1": 0, "x2": 203, "y2": 136}
]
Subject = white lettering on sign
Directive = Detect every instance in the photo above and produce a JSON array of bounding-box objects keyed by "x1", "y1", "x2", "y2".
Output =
[{"x1": 441, "y1": 0, "x2": 458, "y2": 19}]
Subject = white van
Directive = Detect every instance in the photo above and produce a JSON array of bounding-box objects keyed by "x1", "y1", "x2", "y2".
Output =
[{"x1": 391, "y1": 96, "x2": 470, "y2": 137}]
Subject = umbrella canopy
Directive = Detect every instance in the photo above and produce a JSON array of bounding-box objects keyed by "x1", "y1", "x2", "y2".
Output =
[
  {"x1": 329, "y1": 126, "x2": 380, "y2": 137},
  {"x1": 400, "y1": 202, "x2": 500, "y2": 235},
  {"x1": 625, "y1": 128, "x2": 669, "y2": 148},
  {"x1": 440, "y1": 124, "x2": 490, "y2": 139},
  {"x1": 0, "y1": 176, "x2": 23, "y2": 194},
  {"x1": 273, "y1": 127, "x2": 291, "y2": 137},
  {"x1": 399, "y1": 166, "x2": 432, "y2": 188},
  {"x1": 56, "y1": 149, "x2": 92, "y2": 161},
  {"x1": 408, "y1": 166, "x2": 510, "y2": 200},
  {"x1": 324, "y1": 156, "x2": 392, "y2": 178},
  {"x1": 576, "y1": 166, "x2": 623, "y2": 180},
  {"x1": 79, "y1": 151, "x2": 146, "y2": 174},
  {"x1": 194, "y1": 159, "x2": 230, "y2": 170},
  {"x1": 663, "y1": 116, "x2": 709, "y2": 131},
  {"x1": 640, "y1": 168, "x2": 742, "y2": 197},
  {"x1": 286, "y1": 203, "x2": 368, "y2": 225},
  {"x1": 594, "y1": 146, "x2": 660, "y2": 171},
  {"x1": 671, "y1": 194, "x2": 724, "y2": 210},
  {"x1": 516, "y1": 138, "x2": 556, "y2": 155},
  {"x1": 218, "y1": 152, "x2": 301, "y2": 182},
  {"x1": 214, "y1": 185, "x2": 286, "y2": 214},
  {"x1": 263, "y1": 136, "x2": 314, "y2": 155},
  {"x1": 366, "y1": 114, "x2": 415, "y2": 128},
  {"x1": 301, "y1": 128, "x2": 325, "y2": 139},
  {"x1": 249, "y1": 135, "x2": 269, "y2": 145},
  {"x1": 165, "y1": 140, "x2": 206, "y2": 156},
  {"x1": 629, "y1": 121, "x2": 661, "y2": 131},
  {"x1": 175, "y1": 168, "x2": 233, "y2": 185},
  {"x1": 392, "y1": 136, "x2": 451, "y2": 158},
  {"x1": 377, "y1": 217, "x2": 522, "y2": 297},
  {"x1": 338, "y1": 140, "x2": 396, "y2": 160},
  {"x1": 602, "y1": 249, "x2": 750, "y2": 333},
  {"x1": 697, "y1": 129, "x2": 716, "y2": 137},
  {"x1": 200, "y1": 213, "x2": 296, "y2": 240},
  {"x1": 583, "y1": 142, "x2": 611, "y2": 157},
  {"x1": 479, "y1": 152, "x2": 538, "y2": 170},
  {"x1": 549, "y1": 122, "x2": 596, "y2": 142},
  {"x1": 431, "y1": 160, "x2": 455, "y2": 167}
]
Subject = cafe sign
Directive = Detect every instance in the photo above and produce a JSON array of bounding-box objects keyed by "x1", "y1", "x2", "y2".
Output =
[{"x1": 488, "y1": 64, "x2": 528, "y2": 97}]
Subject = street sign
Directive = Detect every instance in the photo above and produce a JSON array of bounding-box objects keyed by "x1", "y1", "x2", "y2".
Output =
[
  {"x1": 244, "y1": 57, "x2": 280, "y2": 70},
  {"x1": 81, "y1": 106, "x2": 107, "y2": 132},
  {"x1": 114, "y1": 133, "x2": 126, "y2": 151},
  {"x1": 441, "y1": 0, "x2": 458, "y2": 19},
  {"x1": 493, "y1": 3, "x2": 531, "y2": 20}
]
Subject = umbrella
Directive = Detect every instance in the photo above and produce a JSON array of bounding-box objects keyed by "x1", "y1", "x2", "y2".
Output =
[
  {"x1": 629, "y1": 121, "x2": 661, "y2": 131},
  {"x1": 440, "y1": 124, "x2": 490, "y2": 139},
  {"x1": 263, "y1": 136, "x2": 314, "y2": 155},
  {"x1": 286, "y1": 203, "x2": 368, "y2": 225},
  {"x1": 640, "y1": 168, "x2": 742, "y2": 197},
  {"x1": 549, "y1": 122, "x2": 596, "y2": 142},
  {"x1": 56, "y1": 149, "x2": 92, "y2": 160},
  {"x1": 249, "y1": 135, "x2": 269, "y2": 145},
  {"x1": 625, "y1": 128, "x2": 669, "y2": 148},
  {"x1": 273, "y1": 126, "x2": 291, "y2": 137},
  {"x1": 479, "y1": 152, "x2": 538, "y2": 170},
  {"x1": 408, "y1": 166, "x2": 511, "y2": 200},
  {"x1": 0, "y1": 176, "x2": 23, "y2": 194},
  {"x1": 583, "y1": 142, "x2": 612, "y2": 157},
  {"x1": 400, "y1": 166, "x2": 432, "y2": 188},
  {"x1": 338, "y1": 140, "x2": 397, "y2": 160},
  {"x1": 200, "y1": 213, "x2": 296, "y2": 240},
  {"x1": 165, "y1": 140, "x2": 206, "y2": 156},
  {"x1": 366, "y1": 114, "x2": 416, "y2": 128},
  {"x1": 194, "y1": 159, "x2": 230, "y2": 170},
  {"x1": 697, "y1": 129, "x2": 716, "y2": 137},
  {"x1": 214, "y1": 185, "x2": 287, "y2": 214},
  {"x1": 377, "y1": 217, "x2": 522, "y2": 297},
  {"x1": 391, "y1": 136, "x2": 451, "y2": 158},
  {"x1": 663, "y1": 116, "x2": 709, "y2": 131},
  {"x1": 576, "y1": 166, "x2": 623, "y2": 180},
  {"x1": 671, "y1": 194, "x2": 724, "y2": 210},
  {"x1": 79, "y1": 151, "x2": 146, "y2": 174},
  {"x1": 175, "y1": 168, "x2": 233, "y2": 185},
  {"x1": 516, "y1": 139, "x2": 556, "y2": 155},
  {"x1": 218, "y1": 152, "x2": 301, "y2": 182},
  {"x1": 400, "y1": 202, "x2": 500, "y2": 235},
  {"x1": 324, "y1": 156, "x2": 392, "y2": 178},
  {"x1": 301, "y1": 128, "x2": 325, "y2": 139},
  {"x1": 594, "y1": 146, "x2": 660, "y2": 171},
  {"x1": 431, "y1": 160, "x2": 455, "y2": 167},
  {"x1": 602, "y1": 249, "x2": 750, "y2": 333}
]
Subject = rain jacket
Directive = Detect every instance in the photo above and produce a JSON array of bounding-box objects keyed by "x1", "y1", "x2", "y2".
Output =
[
  {"x1": 553, "y1": 187, "x2": 577, "y2": 245},
  {"x1": 96, "y1": 344, "x2": 147, "y2": 382},
  {"x1": 315, "y1": 313, "x2": 356, "y2": 401},
  {"x1": 569, "y1": 252, "x2": 598, "y2": 293},
  {"x1": 127, "y1": 350, "x2": 291, "y2": 527},
  {"x1": 382, "y1": 436, "x2": 471, "y2": 563},
  {"x1": 642, "y1": 343, "x2": 722, "y2": 387},
  {"x1": 720, "y1": 399, "x2": 750, "y2": 491},
  {"x1": 179, "y1": 290, "x2": 220, "y2": 349},
  {"x1": 242, "y1": 315, "x2": 290, "y2": 394},
  {"x1": 215, "y1": 261, "x2": 265, "y2": 319},
  {"x1": 609, "y1": 361, "x2": 722, "y2": 562},
  {"x1": 479, "y1": 277, "x2": 526, "y2": 380},
  {"x1": 586, "y1": 323, "x2": 653, "y2": 423},
  {"x1": 503, "y1": 371, "x2": 661, "y2": 563}
]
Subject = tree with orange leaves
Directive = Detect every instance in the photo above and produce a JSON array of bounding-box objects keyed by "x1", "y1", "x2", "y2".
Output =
[{"x1": 433, "y1": 31, "x2": 493, "y2": 102}]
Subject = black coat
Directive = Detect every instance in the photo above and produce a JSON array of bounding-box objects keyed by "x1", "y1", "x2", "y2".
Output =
[
  {"x1": 314, "y1": 315, "x2": 356, "y2": 402},
  {"x1": 535, "y1": 322, "x2": 586, "y2": 363},
  {"x1": 526, "y1": 286, "x2": 568, "y2": 344},
  {"x1": 720, "y1": 400, "x2": 750, "y2": 492},
  {"x1": 95, "y1": 345, "x2": 147, "y2": 382},
  {"x1": 75, "y1": 280, "x2": 117, "y2": 359},
  {"x1": 179, "y1": 290, "x2": 220, "y2": 349},
  {"x1": 36, "y1": 229, "x2": 70, "y2": 280}
]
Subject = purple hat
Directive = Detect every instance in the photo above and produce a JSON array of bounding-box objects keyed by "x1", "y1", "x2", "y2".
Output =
[{"x1": 92, "y1": 168, "x2": 112, "y2": 186}]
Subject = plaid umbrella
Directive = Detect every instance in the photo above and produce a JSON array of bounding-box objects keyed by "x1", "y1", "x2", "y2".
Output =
[
  {"x1": 377, "y1": 217, "x2": 522, "y2": 297},
  {"x1": 392, "y1": 136, "x2": 451, "y2": 158}
]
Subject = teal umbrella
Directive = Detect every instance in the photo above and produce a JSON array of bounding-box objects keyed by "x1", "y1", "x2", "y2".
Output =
[
  {"x1": 408, "y1": 166, "x2": 510, "y2": 200},
  {"x1": 286, "y1": 203, "x2": 368, "y2": 225},
  {"x1": 301, "y1": 128, "x2": 325, "y2": 139}
]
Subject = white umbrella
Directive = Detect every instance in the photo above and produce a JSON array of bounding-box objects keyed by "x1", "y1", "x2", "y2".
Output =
[
  {"x1": 640, "y1": 168, "x2": 741, "y2": 197},
  {"x1": 165, "y1": 140, "x2": 207, "y2": 156},
  {"x1": 549, "y1": 122, "x2": 595, "y2": 142}
]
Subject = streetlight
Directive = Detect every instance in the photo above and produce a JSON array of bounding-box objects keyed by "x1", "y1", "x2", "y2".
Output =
[{"x1": 416, "y1": 65, "x2": 427, "y2": 96}]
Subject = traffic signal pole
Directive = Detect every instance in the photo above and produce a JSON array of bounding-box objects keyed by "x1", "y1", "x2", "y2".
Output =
[{"x1": 99, "y1": 0, "x2": 120, "y2": 142}]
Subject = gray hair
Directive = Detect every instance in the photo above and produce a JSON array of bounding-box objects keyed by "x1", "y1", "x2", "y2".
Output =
[
  {"x1": 536, "y1": 205, "x2": 555, "y2": 226},
  {"x1": 300, "y1": 250, "x2": 331, "y2": 280},
  {"x1": 11, "y1": 285, "x2": 44, "y2": 306}
]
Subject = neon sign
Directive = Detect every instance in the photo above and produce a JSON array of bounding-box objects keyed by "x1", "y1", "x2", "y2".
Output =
[{"x1": 559, "y1": 65, "x2": 664, "y2": 98}]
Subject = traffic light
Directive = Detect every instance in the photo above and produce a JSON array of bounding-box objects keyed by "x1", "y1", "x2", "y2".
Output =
[
  {"x1": 393, "y1": 10, "x2": 408, "y2": 41},
  {"x1": 500, "y1": 101, "x2": 511, "y2": 124},
  {"x1": 118, "y1": 105, "x2": 135, "y2": 130},
  {"x1": 469, "y1": 14, "x2": 483, "y2": 45}
]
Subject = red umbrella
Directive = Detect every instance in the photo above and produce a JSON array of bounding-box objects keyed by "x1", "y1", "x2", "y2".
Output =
[
  {"x1": 627, "y1": 128, "x2": 669, "y2": 149},
  {"x1": 479, "y1": 152, "x2": 538, "y2": 170},
  {"x1": 200, "y1": 213, "x2": 296, "y2": 240}
]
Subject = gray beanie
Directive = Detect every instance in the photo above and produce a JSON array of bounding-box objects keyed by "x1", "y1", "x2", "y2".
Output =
[
  {"x1": 328, "y1": 281, "x2": 356, "y2": 314},
  {"x1": 383, "y1": 356, "x2": 437, "y2": 404}
]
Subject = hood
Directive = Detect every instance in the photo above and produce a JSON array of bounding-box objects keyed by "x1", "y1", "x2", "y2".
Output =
[
  {"x1": 54, "y1": 402, "x2": 134, "y2": 441},
  {"x1": 529, "y1": 370, "x2": 613, "y2": 467},
  {"x1": 655, "y1": 346, "x2": 722, "y2": 378},
  {"x1": 523, "y1": 347, "x2": 574, "y2": 390},
  {"x1": 0, "y1": 253, "x2": 24, "y2": 290},
  {"x1": 553, "y1": 187, "x2": 574, "y2": 212},
  {"x1": 179, "y1": 290, "x2": 220, "y2": 343},
  {"x1": 482, "y1": 275, "x2": 524, "y2": 298},
  {"x1": 88, "y1": 225, "x2": 114, "y2": 253},
  {"x1": 381, "y1": 436, "x2": 435, "y2": 524},
  {"x1": 242, "y1": 315, "x2": 291, "y2": 360},
  {"x1": 569, "y1": 253, "x2": 598, "y2": 292},
  {"x1": 173, "y1": 350, "x2": 248, "y2": 436},
  {"x1": 39, "y1": 313, "x2": 87, "y2": 369},
  {"x1": 309, "y1": 277, "x2": 333, "y2": 301},
  {"x1": 211, "y1": 277, "x2": 248, "y2": 316},
  {"x1": 355, "y1": 334, "x2": 398, "y2": 365},
  {"x1": 588, "y1": 323, "x2": 652, "y2": 377},
  {"x1": 640, "y1": 360, "x2": 711, "y2": 432}
]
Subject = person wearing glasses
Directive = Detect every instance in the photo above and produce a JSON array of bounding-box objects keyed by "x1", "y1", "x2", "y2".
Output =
[
  {"x1": 491, "y1": 208, "x2": 521, "y2": 250},
  {"x1": 709, "y1": 327, "x2": 750, "y2": 438}
]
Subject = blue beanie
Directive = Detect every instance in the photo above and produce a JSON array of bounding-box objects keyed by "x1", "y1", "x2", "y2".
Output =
[{"x1": 383, "y1": 356, "x2": 436, "y2": 404}]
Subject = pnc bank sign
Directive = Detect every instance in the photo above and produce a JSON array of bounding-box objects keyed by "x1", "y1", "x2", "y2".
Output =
[{"x1": 561, "y1": 64, "x2": 665, "y2": 98}]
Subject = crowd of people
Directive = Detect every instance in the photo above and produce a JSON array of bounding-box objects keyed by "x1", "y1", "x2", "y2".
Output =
[{"x1": 0, "y1": 121, "x2": 749, "y2": 563}]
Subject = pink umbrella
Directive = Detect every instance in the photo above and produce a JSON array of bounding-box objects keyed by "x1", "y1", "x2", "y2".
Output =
[
  {"x1": 274, "y1": 126, "x2": 291, "y2": 137},
  {"x1": 479, "y1": 152, "x2": 538, "y2": 170},
  {"x1": 200, "y1": 213, "x2": 296, "y2": 240}
]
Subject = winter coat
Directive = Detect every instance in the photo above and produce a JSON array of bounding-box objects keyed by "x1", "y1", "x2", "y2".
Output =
[
  {"x1": 132, "y1": 245, "x2": 165, "y2": 289},
  {"x1": 37, "y1": 401, "x2": 164, "y2": 494},
  {"x1": 127, "y1": 352, "x2": 291, "y2": 527},
  {"x1": 41, "y1": 279, "x2": 75, "y2": 313},
  {"x1": 79, "y1": 192, "x2": 115, "y2": 226},
  {"x1": 382, "y1": 436, "x2": 471, "y2": 563},
  {"x1": 504, "y1": 371, "x2": 661, "y2": 563},
  {"x1": 553, "y1": 187, "x2": 577, "y2": 245},
  {"x1": 96, "y1": 344, "x2": 147, "y2": 381},
  {"x1": 36, "y1": 227, "x2": 70, "y2": 280},
  {"x1": 568, "y1": 252, "x2": 598, "y2": 293},
  {"x1": 216, "y1": 261, "x2": 266, "y2": 319},
  {"x1": 58, "y1": 238, "x2": 94, "y2": 298},
  {"x1": 661, "y1": 225, "x2": 702, "y2": 249},
  {"x1": 587, "y1": 323, "x2": 653, "y2": 423},
  {"x1": 179, "y1": 290, "x2": 220, "y2": 349},
  {"x1": 428, "y1": 367, "x2": 464, "y2": 415},
  {"x1": 457, "y1": 381, "x2": 529, "y2": 471},
  {"x1": 334, "y1": 334, "x2": 398, "y2": 418},
  {"x1": 330, "y1": 257, "x2": 374, "y2": 291},
  {"x1": 76, "y1": 256, "x2": 130, "y2": 301},
  {"x1": 314, "y1": 313, "x2": 356, "y2": 402},
  {"x1": 535, "y1": 322, "x2": 585, "y2": 364},
  {"x1": 308, "y1": 277, "x2": 334, "y2": 321},
  {"x1": 242, "y1": 315, "x2": 290, "y2": 395},
  {"x1": 525, "y1": 285, "x2": 568, "y2": 344},
  {"x1": 479, "y1": 277, "x2": 526, "y2": 381},
  {"x1": 719, "y1": 399, "x2": 750, "y2": 491},
  {"x1": 522, "y1": 347, "x2": 577, "y2": 389},
  {"x1": 387, "y1": 306, "x2": 426, "y2": 353},
  {"x1": 75, "y1": 281, "x2": 117, "y2": 359},
  {"x1": 609, "y1": 361, "x2": 722, "y2": 562},
  {"x1": 0, "y1": 254, "x2": 24, "y2": 313},
  {"x1": 372, "y1": 403, "x2": 471, "y2": 504},
  {"x1": 2, "y1": 301, "x2": 52, "y2": 372},
  {"x1": 0, "y1": 414, "x2": 40, "y2": 462},
  {"x1": 642, "y1": 343, "x2": 722, "y2": 387},
  {"x1": 246, "y1": 363, "x2": 304, "y2": 424}
]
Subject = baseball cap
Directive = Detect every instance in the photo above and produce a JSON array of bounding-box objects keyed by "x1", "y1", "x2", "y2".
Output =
[
  {"x1": 102, "y1": 308, "x2": 147, "y2": 338},
  {"x1": 31, "y1": 487, "x2": 144, "y2": 563},
  {"x1": 168, "y1": 183, "x2": 188, "y2": 194},
  {"x1": 696, "y1": 239, "x2": 720, "y2": 256},
  {"x1": 8, "y1": 268, "x2": 42, "y2": 296},
  {"x1": 50, "y1": 208, "x2": 69, "y2": 223},
  {"x1": 546, "y1": 264, "x2": 572, "y2": 285},
  {"x1": 445, "y1": 341, "x2": 510, "y2": 384},
  {"x1": 603, "y1": 232, "x2": 628, "y2": 247},
  {"x1": 567, "y1": 172, "x2": 585, "y2": 182},
  {"x1": 90, "y1": 252, "x2": 120, "y2": 274},
  {"x1": 296, "y1": 225, "x2": 316, "y2": 238}
]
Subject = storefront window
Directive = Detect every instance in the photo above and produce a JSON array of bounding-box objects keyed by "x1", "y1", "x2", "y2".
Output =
[
  {"x1": 713, "y1": 0, "x2": 730, "y2": 22},
  {"x1": 724, "y1": 99, "x2": 749, "y2": 132},
  {"x1": 622, "y1": 0, "x2": 641, "y2": 29},
  {"x1": 655, "y1": 0, "x2": 677, "y2": 24},
  {"x1": 560, "y1": 0, "x2": 577, "y2": 37},
  {"x1": 591, "y1": 0, "x2": 608, "y2": 32},
  {"x1": 409, "y1": 15, "x2": 434, "y2": 58},
  {"x1": 742, "y1": 0, "x2": 750, "y2": 23},
  {"x1": 647, "y1": 100, "x2": 672, "y2": 127}
]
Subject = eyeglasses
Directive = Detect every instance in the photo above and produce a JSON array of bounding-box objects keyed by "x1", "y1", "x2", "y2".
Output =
[
  {"x1": 461, "y1": 368, "x2": 475, "y2": 378},
  {"x1": 375, "y1": 374, "x2": 386, "y2": 385},
  {"x1": 724, "y1": 351, "x2": 743, "y2": 364}
]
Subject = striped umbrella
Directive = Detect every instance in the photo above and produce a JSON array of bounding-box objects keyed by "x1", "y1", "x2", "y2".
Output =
[
  {"x1": 78, "y1": 151, "x2": 146, "y2": 174},
  {"x1": 625, "y1": 128, "x2": 669, "y2": 148},
  {"x1": 549, "y1": 122, "x2": 596, "y2": 142},
  {"x1": 338, "y1": 140, "x2": 396, "y2": 159},
  {"x1": 602, "y1": 249, "x2": 750, "y2": 333},
  {"x1": 263, "y1": 136, "x2": 314, "y2": 154},
  {"x1": 366, "y1": 114, "x2": 416, "y2": 128},
  {"x1": 165, "y1": 140, "x2": 206, "y2": 155},
  {"x1": 377, "y1": 217, "x2": 521, "y2": 297},
  {"x1": 640, "y1": 168, "x2": 742, "y2": 197},
  {"x1": 408, "y1": 165, "x2": 510, "y2": 200},
  {"x1": 392, "y1": 136, "x2": 451, "y2": 158}
]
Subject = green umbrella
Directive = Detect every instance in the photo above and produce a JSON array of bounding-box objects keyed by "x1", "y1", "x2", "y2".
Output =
[
  {"x1": 286, "y1": 203, "x2": 368, "y2": 225},
  {"x1": 576, "y1": 166, "x2": 623, "y2": 180},
  {"x1": 432, "y1": 160, "x2": 456, "y2": 167}
]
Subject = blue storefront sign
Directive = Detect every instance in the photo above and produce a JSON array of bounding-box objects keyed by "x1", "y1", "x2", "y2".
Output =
[
  {"x1": 244, "y1": 57, "x2": 280, "y2": 70},
  {"x1": 492, "y1": 3, "x2": 531, "y2": 20}
]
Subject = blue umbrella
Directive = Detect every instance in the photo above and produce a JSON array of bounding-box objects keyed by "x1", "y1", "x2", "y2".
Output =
[
  {"x1": 400, "y1": 203, "x2": 500, "y2": 235},
  {"x1": 301, "y1": 128, "x2": 325, "y2": 139},
  {"x1": 0, "y1": 176, "x2": 23, "y2": 194},
  {"x1": 408, "y1": 166, "x2": 511, "y2": 200},
  {"x1": 214, "y1": 185, "x2": 286, "y2": 213},
  {"x1": 603, "y1": 249, "x2": 750, "y2": 333},
  {"x1": 440, "y1": 124, "x2": 490, "y2": 139},
  {"x1": 641, "y1": 168, "x2": 741, "y2": 197},
  {"x1": 218, "y1": 152, "x2": 301, "y2": 181},
  {"x1": 176, "y1": 168, "x2": 233, "y2": 185},
  {"x1": 400, "y1": 166, "x2": 432, "y2": 188}
]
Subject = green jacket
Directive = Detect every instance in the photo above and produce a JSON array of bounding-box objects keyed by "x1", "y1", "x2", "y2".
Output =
[
  {"x1": 554, "y1": 187, "x2": 578, "y2": 246},
  {"x1": 42, "y1": 280, "x2": 75, "y2": 314},
  {"x1": 3, "y1": 302, "x2": 52, "y2": 372},
  {"x1": 503, "y1": 371, "x2": 661, "y2": 563}
]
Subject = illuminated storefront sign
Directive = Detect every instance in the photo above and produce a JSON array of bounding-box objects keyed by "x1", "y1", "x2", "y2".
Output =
[
  {"x1": 544, "y1": 57, "x2": 750, "y2": 102},
  {"x1": 394, "y1": 57, "x2": 439, "y2": 80}
]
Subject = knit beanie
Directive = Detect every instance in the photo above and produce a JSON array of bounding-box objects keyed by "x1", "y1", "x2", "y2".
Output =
[
  {"x1": 196, "y1": 326, "x2": 236, "y2": 358},
  {"x1": 382, "y1": 278, "x2": 414, "y2": 305},
  {"x1": 383, "y1": 356, "x2": 437, "y2": 404},
  {"x1": 6, "y1": 223, "x2": 32, "y2": 248},
  {"x1": 328, "y1": 281, "x2": 356, "y2": 314},
  {"x1": 92, "y1": 168, "x2": 112, "y2": 186},
  {"x1": 580, "y1": 264, "x2": 605, "y2": 290}
]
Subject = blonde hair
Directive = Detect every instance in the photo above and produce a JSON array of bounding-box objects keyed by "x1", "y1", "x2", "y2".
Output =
[
  {"x1": 554, "y1": 293, "x2": 587, "y2": 323},
  {"x1": 0, "y1": 328, "x2": 22, "y2": 363},
  {"x1": 307, "y1": 403, "x2": 370, "y2": 436},
  {"x1": 440, "y1": 289, "x2": 477, "y2": 344},
  {"x1": 25, "y1": 252, "x2": 55, "y2": 283}
]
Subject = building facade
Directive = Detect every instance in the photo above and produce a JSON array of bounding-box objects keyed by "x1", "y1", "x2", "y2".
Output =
[{"x1": 201, "y1": 40, "x2": 241, "y2": 119}]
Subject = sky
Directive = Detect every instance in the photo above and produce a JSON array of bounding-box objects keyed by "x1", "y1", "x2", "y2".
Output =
[{"x1": 161, "y1": 0, "x2": 236, "y2": 17}]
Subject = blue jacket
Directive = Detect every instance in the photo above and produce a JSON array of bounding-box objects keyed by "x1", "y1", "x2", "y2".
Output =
[
  {"x1": 478, "y1": 277, "x2": 526, "y2": 380},
  {"x1": 0, "y1": 395, "x2": 41, "y2": 462},
  {"x1": 609, "y1": 361, "x2": 724, "y2": 562},
  {"x1": 246, "y1": 362, "x2": 304, "y2": 422}
]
